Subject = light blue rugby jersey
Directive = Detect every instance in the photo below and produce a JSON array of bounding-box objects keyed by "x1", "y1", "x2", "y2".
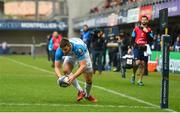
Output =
[{"x1": 55, "y1": 38, "x2": 88, "y2": 61}]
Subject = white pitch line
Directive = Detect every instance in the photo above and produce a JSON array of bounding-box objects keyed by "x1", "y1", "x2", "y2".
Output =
[
  {"x1": 6, "y1": 58, "x2": 53, "y2": 74},
  {"x1": 0, "y1": 102, "x2": 157, "y2": 109},
  {"x1": 5, "y1": 57, "x2": 177, "y2": 112}
]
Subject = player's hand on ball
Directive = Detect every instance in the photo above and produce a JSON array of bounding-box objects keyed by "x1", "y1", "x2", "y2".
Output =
[
  {"x1": 57, "y1": 76, "x2": 71, "y2": 87},
  {"x1": 68, "y1": 74, "x2": 76, "y2": 84}
]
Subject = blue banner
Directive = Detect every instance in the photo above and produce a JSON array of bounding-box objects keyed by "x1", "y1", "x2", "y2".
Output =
[
  {"x1": 0, "y1": 20, "x2": 67, "y2": 31},
  {"x1": 153, "y1": 0, "x2": 180, "y2": 19}
]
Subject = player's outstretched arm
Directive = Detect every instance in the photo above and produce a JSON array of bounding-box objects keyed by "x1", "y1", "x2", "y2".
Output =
[{"x1": 54, "y1": 61, "x2": 62, "y2": 78}]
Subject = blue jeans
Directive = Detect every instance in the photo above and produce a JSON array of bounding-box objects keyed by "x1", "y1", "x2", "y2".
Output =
[{"x1": 92, "y1": 50, "x2": 103, "y2": 72}]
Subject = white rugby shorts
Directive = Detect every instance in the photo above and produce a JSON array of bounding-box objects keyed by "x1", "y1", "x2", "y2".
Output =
[{"x1": 63, "y1": 51, "x2": 93, "y2": 73}]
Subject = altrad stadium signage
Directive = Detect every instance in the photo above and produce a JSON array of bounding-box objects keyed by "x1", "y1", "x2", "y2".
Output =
[{"x1": 0, "y1": 20, "x2": 67, "y2": 31}]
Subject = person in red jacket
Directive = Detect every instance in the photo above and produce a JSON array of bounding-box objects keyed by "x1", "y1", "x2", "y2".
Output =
[
  {"x1": 129, "y1": 15, "x2": 153, "y2": 86},
  {"x1": 48, "y1": 31, "x2": 62, "y2": 67}
]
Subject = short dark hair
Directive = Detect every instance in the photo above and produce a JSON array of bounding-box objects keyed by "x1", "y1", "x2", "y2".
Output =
[
  {"x1": 60, "y1": 38, "x2": 70, "y2": 48},
  {"x1": 141, "y1": 15, "x2": 149, "y2": 20}
]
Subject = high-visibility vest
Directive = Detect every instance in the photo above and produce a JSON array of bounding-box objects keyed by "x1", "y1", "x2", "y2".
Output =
[{"x1": 52, "y1": 35, "x2": 62, "y2": 50}]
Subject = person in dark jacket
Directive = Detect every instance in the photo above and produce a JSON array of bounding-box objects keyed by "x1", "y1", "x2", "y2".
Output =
[
  {"x1": 107, "y1": 34, "x2": 118, "y2": 71},
  {"x1": 116, "y1": 32, "x2": 130, "y2": 77},
  {"x1": 91, "y1": 30, "x2": 105, "y2": 74}
]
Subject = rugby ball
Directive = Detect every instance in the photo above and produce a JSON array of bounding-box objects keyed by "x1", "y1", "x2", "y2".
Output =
[{"x1": 58, "y1": 76, "x2": 70, "y2": 87}]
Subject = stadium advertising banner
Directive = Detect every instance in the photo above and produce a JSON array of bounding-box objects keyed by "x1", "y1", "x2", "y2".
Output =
[
  {"x1": 74, "y1": 16, "x2": 109, "y2": 29},
  {"x1": 153, "y1": 0, "x2": 180, "y2": 18},
  {"x1": 150, "y1": 51, "x2": 180, "y2": 73},
  {"x1": 86, "y1": 18, "x2": 96, "y2": 28},
  {"x1": 74, "y1": 21, "x2": 85, "y2": 29},
  {"x1": 158, "y1": 59, "x2": 180, "y2": 73},
  {"x1": 96, "y1": 16, "x2": 108, "y2": 27},
  {"x1": 127, "y1": 8, "x2": 140, "y2": 23},
  {"x1": 139, "y1": 5, "x2": 153, "y2": 20},
  {"x1": 108, "y1": 13, "x2": 118, "y2": 26},
  {"x1": 0, "y1": 20, "x2": 67, "y2": 31},
  {"x1": 118, "y1": 9, "x2": 127, "y2": 24}
]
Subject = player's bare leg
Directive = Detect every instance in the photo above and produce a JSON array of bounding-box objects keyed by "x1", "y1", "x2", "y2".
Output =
[
  {"x1": 131, "y1": 60, "x2": 140, "y2": 84},
  {"x1": 63, "y1": 62, "x2": 84, "y2": 101},
  {"x1": 83, "y1": 72, "x2": 97, "y2": 103},
  {"x1": 137, "y1": 61, "x2": 145, "y2": 86}
]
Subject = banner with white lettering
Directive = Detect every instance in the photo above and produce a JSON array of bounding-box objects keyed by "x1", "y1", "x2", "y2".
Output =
[
  {"x1": 0, "y1": 20, "x2": 67, "y2": 31},
  {"x1": 127, "y1": 8, "x2": 140, "y2": 23}
]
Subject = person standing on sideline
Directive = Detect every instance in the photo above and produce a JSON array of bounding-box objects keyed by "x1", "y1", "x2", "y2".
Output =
[
  {"x1": 81, "y1": 25, "x2": 91, "y2": 51},
  {"x1": 91, "y1": 30, "x2": 105, "y2": 75},
  {"x1": 129, "y1": 15, "x2": 153, "y2": 86},
  {"x1": 174, "y1": 36, "x2": 180, "y2": 52},
  {"x1": 116, "y1": 32, "x2": 130, "y2": 77},
  {"x1": 46, "y1": 35, "x2": 52, "y2": 61},
  {"x1": 49, "y1": 31, "x2": 62, "y2": 67}
]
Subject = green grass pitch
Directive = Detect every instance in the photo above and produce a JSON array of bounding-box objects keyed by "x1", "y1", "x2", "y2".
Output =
[{"x1": 0, "y1": 55, "x2": 179, "y2": 112}]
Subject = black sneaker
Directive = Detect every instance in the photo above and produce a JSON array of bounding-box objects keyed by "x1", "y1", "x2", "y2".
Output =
[{"x1": 137, "y1": 81, "x2": 144, "y2": 86}]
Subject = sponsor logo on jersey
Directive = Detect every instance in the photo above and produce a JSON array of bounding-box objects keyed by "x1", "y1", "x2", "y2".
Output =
[{"x1": 78, "y1": 48, "x2": 84, "y2": 55}]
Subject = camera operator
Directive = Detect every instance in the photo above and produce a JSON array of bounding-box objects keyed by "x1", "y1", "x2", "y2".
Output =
[
  {"x1": 91, "y1": 29, "x2": 105, "y2": 75},
  {"x1": 116, "y1": 32, "x2": 130, "y2": 77},
  {"x1": 107, "y1": 34, "x2": 119, "y2": 71}
]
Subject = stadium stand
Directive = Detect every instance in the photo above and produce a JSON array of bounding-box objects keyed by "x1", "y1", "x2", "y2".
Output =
[
  {"x1": 73, "y1": 0, "x2": 180, "y2": 73},
  {"x1": 0, "y1": 0, "x2": 68, "y2": 55}
]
